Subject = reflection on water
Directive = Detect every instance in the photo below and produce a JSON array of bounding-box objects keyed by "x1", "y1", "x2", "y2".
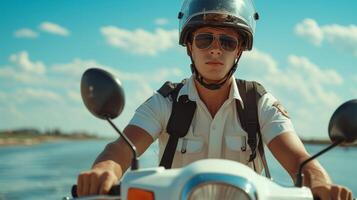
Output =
[{"x1": 0, "y1": 140, "x2": 355, "y2": 200}]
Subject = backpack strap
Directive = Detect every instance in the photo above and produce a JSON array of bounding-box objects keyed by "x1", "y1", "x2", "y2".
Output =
[
  {"x1": 236, "y1": 79, "x2": 271, "y2": 178},
  {"x1": 157, "y1": 78, "x2": 271, "y2": 177},
  {"x1": 157, "y1": 80, "x2": 197, "y2": 169}
]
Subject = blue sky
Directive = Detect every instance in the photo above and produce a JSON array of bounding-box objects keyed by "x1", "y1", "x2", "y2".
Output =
[{"x1": 1, "y1": 0, "x2": 356, "y2": 139}]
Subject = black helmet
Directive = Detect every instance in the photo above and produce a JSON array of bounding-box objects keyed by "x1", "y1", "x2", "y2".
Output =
[{"x1": 178, "y1": 0, "x2": 259, "y2": 50}]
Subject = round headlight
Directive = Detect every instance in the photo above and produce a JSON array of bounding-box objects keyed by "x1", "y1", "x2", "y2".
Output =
[
  {"x1": 188, "y1": 182, "x2": 252, "y2": 200},
  {"x1": 182, "y1": 174, "x2": 257, "y2": 200}
]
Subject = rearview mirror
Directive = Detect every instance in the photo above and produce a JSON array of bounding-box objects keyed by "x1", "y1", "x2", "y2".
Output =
[
  {"x1": 80, "y1": 68, "x2": 125, "y2": 120},
  {"x1": 328, "y1": 99, "x2": 357, "y2": 144}
]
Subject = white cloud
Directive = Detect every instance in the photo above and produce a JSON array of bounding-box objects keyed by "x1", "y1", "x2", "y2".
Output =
[
  {"x1": 288, "y1": 55, "x2": 343, "y2": 85},
  {"x1": 15, "y1": 88, "x2": 62, "y2": 103},
  {"x1": 100, "y1": 26, "x2": 178, "y2": 56},
  {"x1": 119, "y1": 67, "x2": 184, "y2": 83},
  {"x1": 52, "y1": 57, "x2": 154, "y2": 82},
  {"x1": 0, "y1": 51, "x2": 47, "y2": 84},
  {"x1": 51, "y1": 58, "x2": 122, "y2": 84},
  {"x1": 0, "y1": 67, "x2": 45, "y2": 84},
  {"x1": 50, "y1": 58, "x2": 184, "y2": 106},
  {"x1": 9, "y1": 51, "x2": 46, "y2": 74},
  {"x1": 67, "y1": 90, "x2": 81, "y2": 102},
  {"x1": 0, "y1": 49, "x2": 348, "y2": 139},
  {"x1": 154, "y1": 68, "x2": 184, "y2": 81},
  {"x1": 294, "y1": 18, "x2": 324, "y2": 46},
  {"x1": 242, "y1": 48, "x2": 279, "y2": 74},
  {"x1": 49, "y1": 58, "x2": 122, "y2": 94},
  {"x1": 322, "y1": 24, "x2": 357, "y2": 56},
  {"x1": 51, "y1": 57, "x2": 184, "y2": 84},
  {"x1": 51, "y1": 58, "x2": 102, "y2": 76},
  {"x1": 155, "y1": 18, "x2": 169, "y2": 26},
  {"x1": 39, "y1": 21, "x2": 70, "y2": 36},
  {"x1": 47, "y1": 57, "x2": 186, "y2": 134},
  {"x1": 243, "y1": 51, "x2": 343, "y2": 110},
  {"x1": 295, "y1": 18, "x2": 357, "y2": 56},
  {"x1": 14, "y1": 28, "x2": 39, "y2": 38},
  {"x1": 125, "y1": 68, "x2": 184, "y2": 102},
  {"x1": 133, "y1": 83, "x2": 155, "y2": 103},
  {"x1": 239, "y1": 49, "x2": 345, "y2": 139}
]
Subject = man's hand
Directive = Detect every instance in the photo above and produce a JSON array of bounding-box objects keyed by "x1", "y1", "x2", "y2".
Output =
[
  {"x1": 311, "y1": 183, "x2": 353, "y2": 200},
  {"x1": 75, "y1": 125, "x2": 153, "y2": 197},
  {"x1": 77, "y1": 168, "x2": 119, "y2": 197},
  {"x1": 267, "y1": 133, "x2": 354, "y2": 200}
]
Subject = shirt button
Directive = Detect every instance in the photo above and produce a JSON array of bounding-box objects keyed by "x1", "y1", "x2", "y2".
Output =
[{"x1": 212, "y1": 125, "x2": 216, "y2": 130}]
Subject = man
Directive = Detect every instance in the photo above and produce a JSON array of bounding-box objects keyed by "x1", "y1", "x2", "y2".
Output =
[{"x1": 77, "y1": 0, "x2": 353, "y2": 199}]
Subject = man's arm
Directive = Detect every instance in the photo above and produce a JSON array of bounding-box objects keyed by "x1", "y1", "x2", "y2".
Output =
[
  {"x1": 77, "y1": 125, "x2": 153, "y2": 197},
  {"x1": 268, "y1": 131, "x2": 353, "y2": 200}
]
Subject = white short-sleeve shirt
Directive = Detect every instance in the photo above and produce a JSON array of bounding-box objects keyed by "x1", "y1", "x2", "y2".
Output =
[{"x1": 129, "y1": 76, "x2": 295, "y2": 171}]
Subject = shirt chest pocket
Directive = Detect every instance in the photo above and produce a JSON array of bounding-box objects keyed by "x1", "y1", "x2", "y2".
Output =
[
  {"x1": 176, "y1": 126, "x2": 204, "y2": 154},
  {"x1": 223, "y1": 135, "x2": 250, "y2": 164},
  {"x1": 172, "y1": 136, "x2": 205, "y2": 166},
  {"x1": 176, "y1": 137, "x2": 204, "y2": 154}
]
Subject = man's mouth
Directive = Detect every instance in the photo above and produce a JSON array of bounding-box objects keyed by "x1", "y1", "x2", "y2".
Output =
[{"x1": 206, "y1": 61, "x2": 223, "y2": 65}]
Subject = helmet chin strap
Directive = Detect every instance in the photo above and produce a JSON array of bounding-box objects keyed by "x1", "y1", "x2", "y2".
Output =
[{"x1": 189, "y1": 55, "x2": 240, "y2": 90}]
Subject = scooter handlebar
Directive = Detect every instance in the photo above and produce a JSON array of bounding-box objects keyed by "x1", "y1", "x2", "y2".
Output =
[{"x1": 71, "y1": 184, "x2": 121, "y2": 198}]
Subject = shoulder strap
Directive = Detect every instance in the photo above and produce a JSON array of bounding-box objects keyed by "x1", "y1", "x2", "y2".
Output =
[
  {"x1": 157, "y1": 80, "x2": 197, "y2": 169},
  {"x1": 236, "y1": 80, "x2": 258, "y2": 161},
  {"x1": 157, "y1": 81, "x2": 181, "y2": 98},
  {"x1": 236, "y1": 79, "x2": 271, "y2": 178}
]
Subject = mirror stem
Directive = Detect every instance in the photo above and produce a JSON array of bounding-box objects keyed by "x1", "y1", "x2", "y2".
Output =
[
  {"x1": 295, "y1": 139, "x2": 343, "y2": 187},
  {"x1": 106, "y1": 118, "x2": 139, "y2": 170}
]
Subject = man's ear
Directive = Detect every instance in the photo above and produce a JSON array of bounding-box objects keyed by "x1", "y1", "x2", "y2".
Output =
[{"x1": 186, "y1": 42, "x2": 192, "y2": 56}]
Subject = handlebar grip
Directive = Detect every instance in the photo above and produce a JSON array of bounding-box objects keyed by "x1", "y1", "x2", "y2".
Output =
[
  {"x1": 71, "y1": 184, "x2": 121, "y2": 197},
  {"x1": 313, "y1": 196, "x2": 355, "y2": 200},
  {"x1": 313, "y1": 195, "x2": 356, "y2": 200}
]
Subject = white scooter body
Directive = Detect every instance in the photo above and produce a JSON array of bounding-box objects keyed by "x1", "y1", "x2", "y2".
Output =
[{"x1": 120, "y1": 159, "x2": 313, "y2": 200}]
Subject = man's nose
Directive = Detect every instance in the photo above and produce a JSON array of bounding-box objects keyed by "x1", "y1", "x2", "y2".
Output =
[{"x1": 209, "y1": 38, "x2": 222, "y2": 56}]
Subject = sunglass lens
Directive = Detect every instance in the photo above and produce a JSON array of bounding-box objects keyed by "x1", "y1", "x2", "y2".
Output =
[
  {"x1": 220, "y1": 35, "x2": 238, "y2": 51},
  {"x1": 195, "y1": 34, "x2": 213, "y2": 49}
]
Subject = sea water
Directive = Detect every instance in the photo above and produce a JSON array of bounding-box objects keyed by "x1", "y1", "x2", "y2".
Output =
[{"x1": 0, "y1": 140, "x2": 356, "y2": 200}]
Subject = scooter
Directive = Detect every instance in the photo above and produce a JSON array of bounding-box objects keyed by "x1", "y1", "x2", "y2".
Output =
[{"x1": 64, "y1": 68, "x2": 357, "y2": 200}]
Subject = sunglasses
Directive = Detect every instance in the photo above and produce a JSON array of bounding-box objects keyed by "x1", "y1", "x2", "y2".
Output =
[{"x1": 194, "y1": 33, "x2": 239, "y2": 52}]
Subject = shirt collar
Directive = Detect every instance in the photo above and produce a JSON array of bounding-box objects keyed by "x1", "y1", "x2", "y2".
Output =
[
  {"x1": 177, "y1": 76, "x2": 244, "y2": 107},
  {"x1": 230, "y1": 77, "x2": 244, "y2": 108},
  {"x1": 177, "y1": 75, "x2": 198, "y2": 102}
]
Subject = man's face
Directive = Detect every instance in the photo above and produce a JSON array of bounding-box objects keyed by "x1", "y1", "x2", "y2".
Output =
[{"x1": 188, "y1": 27, "x2": 243, "y2": 83}]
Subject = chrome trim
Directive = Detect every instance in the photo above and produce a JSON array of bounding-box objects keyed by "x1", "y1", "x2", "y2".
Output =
[{"x1": 181, "y1": 173, "x2": 258, "y2": 200}]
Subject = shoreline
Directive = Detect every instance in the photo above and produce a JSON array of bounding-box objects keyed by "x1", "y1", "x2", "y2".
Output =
[
  {"x1": 301, "y1": 139, "x2": 357, "y2": 147},
  {"x1": 1, "y1": 136, "x2": 356, "y2": 148},
  {"x1": 0, "y1": 136, "x2": 108, "y2": 147},
  {"x1": 0, "y1": 130, "x2": 110, "y2": 147}
]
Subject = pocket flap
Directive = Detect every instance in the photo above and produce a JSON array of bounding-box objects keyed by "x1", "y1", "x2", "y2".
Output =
[
  {"x1": 177, "y1": 138, "x2": 203, "y2": 153},
  {"x1": 224, "y1": 135, "x2": 246, "y2": 151}
]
